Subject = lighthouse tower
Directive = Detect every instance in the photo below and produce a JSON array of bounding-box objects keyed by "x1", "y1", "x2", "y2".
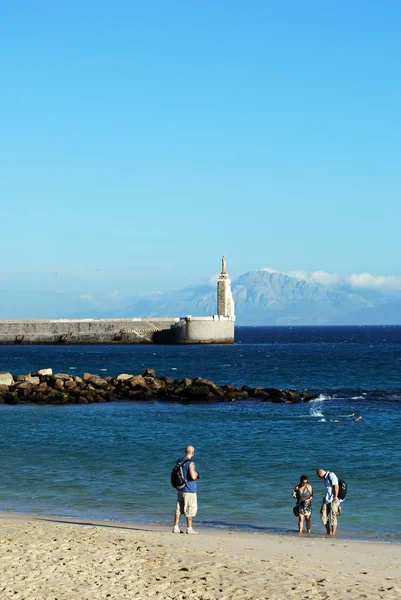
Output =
[{"x1": 217, "y1": 256, "x2": 235, "y2": 319}]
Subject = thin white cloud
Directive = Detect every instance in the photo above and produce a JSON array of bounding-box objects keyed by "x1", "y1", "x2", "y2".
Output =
[
  {"x1": 347, "y1": 273, "x2": 401, "y2": 290},
  {"x1": 262, "y1": 267, "x2": 401, "y2": 292},
  {"x1": 287, "y1": 270, "x2": 342, "y2": 287}
]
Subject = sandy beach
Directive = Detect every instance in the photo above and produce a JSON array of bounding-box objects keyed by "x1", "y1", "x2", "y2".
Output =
[{"x1": 0, "y1": 513, "x2": 400, "y2": 600}]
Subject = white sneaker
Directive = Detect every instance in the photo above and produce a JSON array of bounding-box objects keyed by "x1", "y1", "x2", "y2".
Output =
[
  {"x1": 172, "y1": 526, "x2": 182, "y2": 533},
  {"x1": 186, "y1": 528, "x2": 198, "y2": 535}
]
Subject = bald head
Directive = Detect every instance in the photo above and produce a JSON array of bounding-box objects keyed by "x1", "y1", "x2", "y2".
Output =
[
  {"x1": 185, "y1": 445, "x2": 195, "y2": 457},
  {"x1": 316, "y1": 469, "x2": 326, "y2": 478}
]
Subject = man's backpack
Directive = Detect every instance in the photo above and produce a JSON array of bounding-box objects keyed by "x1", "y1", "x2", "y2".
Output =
[
  {"x1": 338, "y1": 479, "x2": 348, "y2": 500},
  {"x1": 329, "y1": 472, "x2": 348, "y2": 500},
  {"x1": 171, "y1": 458, "x2": 191, "y2": 490}
]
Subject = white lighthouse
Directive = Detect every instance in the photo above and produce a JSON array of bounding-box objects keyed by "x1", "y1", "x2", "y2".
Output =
[{"x1": 217, "y1": 255, "x2": 235, "y2": 320}]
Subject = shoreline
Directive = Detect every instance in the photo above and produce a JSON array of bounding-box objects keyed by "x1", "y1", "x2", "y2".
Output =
[
  {"x1": 1, "y1": 509, "x2": 400, "y2": 546},
  {"x1": 1, "y1": 511, "x2": 400, "y2": 600}
]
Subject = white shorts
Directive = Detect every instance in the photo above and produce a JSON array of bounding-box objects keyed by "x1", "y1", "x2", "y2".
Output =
[{"x1": 175, "y1": 492, "x2": 197, "y2": 517}]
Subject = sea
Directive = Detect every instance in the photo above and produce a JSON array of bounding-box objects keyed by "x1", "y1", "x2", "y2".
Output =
[{"x1": 0, "y1": 325, "x2": 400, "y2": 543}]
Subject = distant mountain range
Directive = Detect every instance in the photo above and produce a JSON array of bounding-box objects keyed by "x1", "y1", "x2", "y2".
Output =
[{"x1": 72, "y1": 269, "x2": 401, "y2": 326}]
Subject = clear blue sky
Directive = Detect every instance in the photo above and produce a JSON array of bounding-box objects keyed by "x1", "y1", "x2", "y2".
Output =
[{"x1": 1, "y1": 1, "x2": 400, "y2": 305}]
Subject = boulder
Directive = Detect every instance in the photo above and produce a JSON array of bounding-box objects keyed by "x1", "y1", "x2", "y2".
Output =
[
  {"x1": 284, "y1": 390, "x2": 302, "y2": 403},
  {"x1": 0, "y1": 372, "x2": 13, "y2": 386},
  {"x1": 299, "y1": 392, "x2": 319, "y2": 402},
  {"x1": 116, "y1": 373, "x2": 134, "y2": 381},
  {"x1": 15, "y1": 381, "x2": 32, "y2": 390},
  {"x1": 54, "y1": 379, "x2": 64, "y2": 390},
  {"x1": 64, "y1": 380, "x2": 77, "y2": 389},
  {"x1": 156, "y1": 385, "x2": 178, "y2": 399},
  {"x1": 127, "y1": 375, "x2": 147, "y2": 389},
  {"x1": 53, "y1": 373, "x2": 74, "y2": 381},
  {"x1": 15, "y1": 374, "x2": 29, "y2": 382},
  {"x1": 172, "y1": 378, "x2": 192, "y2": 393},
  {"x1": 36, "y1": 368, "x2": 53, "y2": 376},
  {"x1": 87, "y1": 377, "x2": 108, "y2": 389},
  {"x1": 32, "y1": 393, "x2": 48, "y2": 404},
  {"x1": 143, "y1": 377, "x2": 163, "y2": 391},
  {"x1": 193, "y1": 377, "x2": 223, "y2": 394},
  {"x1": 17, "y1": 383, "x2": 32, "y2": 397},
  {"x1": 4, "y1": 392, "x2": 20, "y2": 405},
  {"x1": 260, "y1": 388, "x2": 286, "y2": 402},
  {"x1": 182, "y1": 385, "x2": 216, "y2": 401},
  {"x1": 24, "y1": 376, "x2": 40, "y2": 386},
  {"x1": 225, "y1": 390, "x2": 249, "y2": 401},
  {"x1": 143, "y1": 368, "x2": 156, "y2": 378},
  {"x1": 127, "y1": 388, "x2": 153, "y2": 400}
]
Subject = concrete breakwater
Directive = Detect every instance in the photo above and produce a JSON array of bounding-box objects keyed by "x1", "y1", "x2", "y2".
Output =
[
  {"x1": 0, "y1": 316, "x2": 235, "y2": 344},
  {"x1": 0, "y1": 369, "x2": 317, "y2": 405}
]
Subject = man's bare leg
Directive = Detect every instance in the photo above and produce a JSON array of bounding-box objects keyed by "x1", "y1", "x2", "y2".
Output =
[{"x1": 321, "y1": 502, "x2": 331, "y2": 535}]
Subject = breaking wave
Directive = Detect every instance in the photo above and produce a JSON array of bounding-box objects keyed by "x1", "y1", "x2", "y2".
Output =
[{"x1": 309, "y1": 393, "x2": 330, "y2": 421}]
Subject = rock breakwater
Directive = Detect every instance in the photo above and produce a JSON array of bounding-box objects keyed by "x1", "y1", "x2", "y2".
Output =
[{"x1": 0, "y1": 369, "x2": 317, "y2": 405}]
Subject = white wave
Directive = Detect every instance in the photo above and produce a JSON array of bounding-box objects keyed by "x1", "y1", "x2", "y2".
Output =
[
  {"x1": 100, "y1": 368, "x2": 107, "y2": 372},
  {"x1": 317, "y1": 393, "x2": 331, "y2": 401},
  {"x1": 171, "y1": 367, "x2": 177, "y2": 370},
  {"x1": 68, "y1": 367, "x2": 77, "y2": 370},
  {"x1": 310, "y1": 407, "x2": 323, "y2": 417},
  {"x1": 309, "y1": 393, "x2": 330, "y2": 418},
  {"x1": 351, "y1": 396, "x2": 364, "y2": 400}
]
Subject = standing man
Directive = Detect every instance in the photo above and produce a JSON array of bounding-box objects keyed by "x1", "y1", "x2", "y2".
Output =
[
  {"x1": 173, "y1": 445, "x2": 200, "y2": 534},
  {"x1": 316, "y1": 468, "x2": 340, "y2": 536}
]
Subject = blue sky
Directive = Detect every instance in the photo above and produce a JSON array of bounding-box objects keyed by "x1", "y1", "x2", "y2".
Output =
[{"x1": 1, "y1": 1, "x2": 400, "y2": 314}]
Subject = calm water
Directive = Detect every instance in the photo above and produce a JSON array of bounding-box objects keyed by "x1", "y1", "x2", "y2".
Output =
[{"x1": 0, "y1": 326, "x2": 400, "y2": 542}]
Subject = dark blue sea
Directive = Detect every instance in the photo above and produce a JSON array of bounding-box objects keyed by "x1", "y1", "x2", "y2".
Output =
[{"x1": 0, "y1": 326, "x2": 400, "y2": 542}]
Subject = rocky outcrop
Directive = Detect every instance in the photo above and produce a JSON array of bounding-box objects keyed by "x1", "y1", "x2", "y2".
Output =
[{"x1": 0, "y1": 370, "x2": 318, "y2": 405}]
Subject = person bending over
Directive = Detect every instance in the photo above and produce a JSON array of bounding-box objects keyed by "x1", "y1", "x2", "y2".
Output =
[{"x1": 316, "y1": 468, "x2": 340, "y2": 536}]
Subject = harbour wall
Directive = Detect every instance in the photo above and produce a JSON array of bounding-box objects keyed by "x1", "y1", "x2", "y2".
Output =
[
  {"x1": 0, "y1": 318, "x2": 179, "y2": 344},
  {"x1": 0, "y1": 316, "x2": 235, "y2": 344},
  {"x1": 172, "y1": 316, "x2": 234, "y2": 344}
]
